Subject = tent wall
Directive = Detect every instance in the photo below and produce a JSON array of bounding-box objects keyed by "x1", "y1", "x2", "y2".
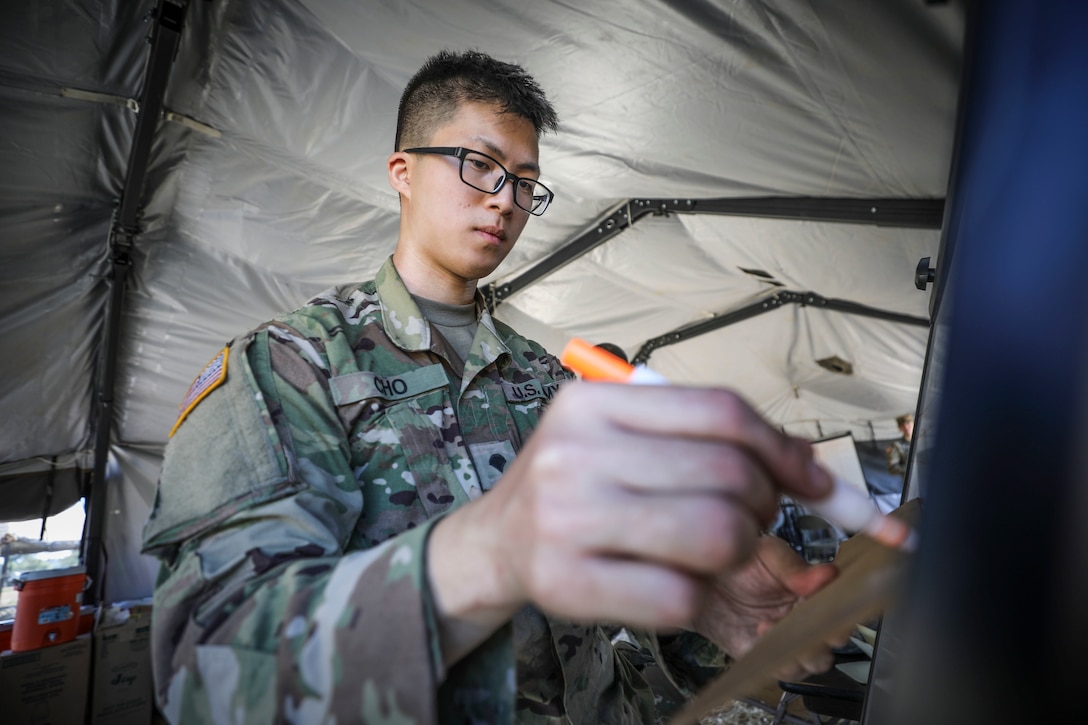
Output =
[{"x1": 0, "y1": 0, "x2": 963, "y2": 601}]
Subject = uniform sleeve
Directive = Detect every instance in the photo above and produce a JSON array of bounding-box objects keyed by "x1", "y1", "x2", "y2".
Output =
[
  {"x1": 142, "y1": 328, "x2": 448, "y2": 724},
  {"x1": 885, "y1": 441, "x2": 907, "y2": 474}
]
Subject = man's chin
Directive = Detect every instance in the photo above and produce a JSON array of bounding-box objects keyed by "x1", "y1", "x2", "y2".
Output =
[{"x1": 460, "y1": 249, "x2": 512, "y2": 281}]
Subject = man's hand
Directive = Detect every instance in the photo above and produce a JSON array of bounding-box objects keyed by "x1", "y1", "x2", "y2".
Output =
[
  {"x1": 426, "y1": 381, "x2": 833, "y2": 666},
  {"x1": 693, "y1": 534, "x2": 841, "y2": 680}
]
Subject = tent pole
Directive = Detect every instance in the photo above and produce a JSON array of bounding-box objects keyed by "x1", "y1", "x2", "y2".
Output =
[
  {"x1": 631, "y1": 290, "x2": 930, "y2": 365},
  {"x1": 483, "y1": 197, "x2": 944, "y2": 309},
  {"x1": 82, "y1": 0, "x2": 187, "y2": 606}
]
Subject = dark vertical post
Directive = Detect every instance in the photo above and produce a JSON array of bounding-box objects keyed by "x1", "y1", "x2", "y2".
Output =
[
  {"x1": 83, "y1": 0, "x2": 187, "y2": 606},
  {"x1": 881, "y1": 1, "x2": 1088, "y2": 723}
]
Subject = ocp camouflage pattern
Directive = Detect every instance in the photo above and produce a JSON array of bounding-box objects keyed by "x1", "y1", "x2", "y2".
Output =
[{"x1": 143, "y1": 256, "x2": 724, "y2": 723}]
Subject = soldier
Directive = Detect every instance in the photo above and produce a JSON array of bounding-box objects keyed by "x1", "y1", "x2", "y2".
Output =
[
  {"x1": 142, "y1": 50, "x2": 842, "y2": 723},
  {"x1": 886, "y1": 413, "x2": 915, "y2": 476}
]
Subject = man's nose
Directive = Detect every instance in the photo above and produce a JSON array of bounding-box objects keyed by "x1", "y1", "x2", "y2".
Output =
[{"x1": 488, "y1": 175, "x2": 517, "y2": 213}]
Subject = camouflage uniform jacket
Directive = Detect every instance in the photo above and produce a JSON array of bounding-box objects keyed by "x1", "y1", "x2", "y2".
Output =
[{"x1": 142, "y1": 256, "x2": 722, "y2": 724}]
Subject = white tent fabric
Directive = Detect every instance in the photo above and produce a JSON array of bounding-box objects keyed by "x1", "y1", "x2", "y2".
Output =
[{"x1": 0, "y1": 0, "x2": 963, "y2": 601}]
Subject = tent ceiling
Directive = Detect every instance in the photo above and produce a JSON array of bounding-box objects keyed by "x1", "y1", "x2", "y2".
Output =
[{"x1": 0, "y1": 0, "x2": 964, "y2": 600}]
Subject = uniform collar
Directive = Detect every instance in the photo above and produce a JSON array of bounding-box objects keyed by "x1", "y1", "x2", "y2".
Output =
[{"x1": 374, "y1": 256, "x2": 510, "y2": 369}]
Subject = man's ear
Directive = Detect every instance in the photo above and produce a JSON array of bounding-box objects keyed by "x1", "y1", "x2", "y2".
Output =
[{"x1": 388, "y1": 152, "x2": 410, "y2": 198}]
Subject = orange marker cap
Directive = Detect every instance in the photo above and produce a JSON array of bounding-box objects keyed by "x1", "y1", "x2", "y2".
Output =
[{"x1": 560, "y1": 337, "x2": 635, "y2": 382}]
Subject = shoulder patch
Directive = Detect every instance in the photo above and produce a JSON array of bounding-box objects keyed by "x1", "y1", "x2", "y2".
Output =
[{"x1": 169, "y1": 347, "x2": 229, "y2": 437}]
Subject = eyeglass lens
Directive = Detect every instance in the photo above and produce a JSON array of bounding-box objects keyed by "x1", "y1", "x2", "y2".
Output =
[{"x1": 460, "y1": 150, "x2": 550, "y2": 214}]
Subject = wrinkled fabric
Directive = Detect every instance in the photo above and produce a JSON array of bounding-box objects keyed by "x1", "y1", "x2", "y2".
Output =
[{"x1": 143, "y1": 255, "x2": 724, "y2": 723}]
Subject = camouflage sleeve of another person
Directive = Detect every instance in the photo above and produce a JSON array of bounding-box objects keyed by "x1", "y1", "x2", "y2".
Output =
[
  {"x1": 885, "y1": 440, "x2": 908, "y2": 475},
  {"x1": 142, "y1": 328, "x2": 448, "y2": 724}
]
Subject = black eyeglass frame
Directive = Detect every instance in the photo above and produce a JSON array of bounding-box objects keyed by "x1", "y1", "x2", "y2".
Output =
[{"x1": 403, "y1": 146, "x2": 554, "y2": 216}]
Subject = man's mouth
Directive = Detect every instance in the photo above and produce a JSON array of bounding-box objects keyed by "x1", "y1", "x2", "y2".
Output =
[{"x1": 477, "y1": 225, "x2": 507, "y2": 242}]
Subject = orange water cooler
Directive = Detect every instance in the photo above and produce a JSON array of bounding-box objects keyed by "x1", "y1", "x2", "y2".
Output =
[{"x1": 10, "y1": 565, "x2": 87, "y2": 652}]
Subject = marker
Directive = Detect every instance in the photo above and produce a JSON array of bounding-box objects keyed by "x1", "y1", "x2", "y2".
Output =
[
  {"x1": 560, "y1": 337, "x2": 667, "y2": 385},
  {"x1": 559, "y1": 337, "x2": 917, "y2": 552}
]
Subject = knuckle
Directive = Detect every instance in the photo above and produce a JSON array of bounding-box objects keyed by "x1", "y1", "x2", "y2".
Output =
[
  {"x1": 710, "y1": 448, "x2": 783, "y2": 523},
  {"x1": 703, "y1": 388, "x2": 752, "y2": 426},
  {"x1": 527, "y1": 436, "x2": 584, "y2": 484}
]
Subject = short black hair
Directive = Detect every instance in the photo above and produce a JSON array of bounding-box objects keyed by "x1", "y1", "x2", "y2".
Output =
[{"x1": 395, "y1": 49, "x2": 559, "y2": 151}]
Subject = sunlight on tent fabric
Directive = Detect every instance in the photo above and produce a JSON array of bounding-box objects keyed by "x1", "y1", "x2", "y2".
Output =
[{"x1": 1, "y1": 501, "x2": 86, "y2": 543}]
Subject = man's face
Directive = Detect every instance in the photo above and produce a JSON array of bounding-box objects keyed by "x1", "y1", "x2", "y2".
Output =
[{"x1": 397, "y1": 100, "x2": 540, "y2": 285}]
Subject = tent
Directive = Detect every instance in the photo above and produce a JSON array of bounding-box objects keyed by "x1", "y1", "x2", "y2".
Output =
[{"x1": 0, "y1": 0, "x2": 963, "y2": 604}]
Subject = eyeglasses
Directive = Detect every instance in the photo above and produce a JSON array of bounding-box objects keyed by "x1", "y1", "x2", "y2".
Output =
[{"x1": 403, "y1": 146, "x2": 554, "y2": 216}]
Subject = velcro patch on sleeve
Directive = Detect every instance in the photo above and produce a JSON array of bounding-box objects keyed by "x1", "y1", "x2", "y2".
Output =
[{"x1": 169, "y1": 347, "x2": 229, "y2": 437}]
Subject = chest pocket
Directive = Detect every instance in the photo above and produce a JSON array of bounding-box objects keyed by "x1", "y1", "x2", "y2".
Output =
[{"x1": 331, "y1": 364, "x2": 483, "y2": 545}]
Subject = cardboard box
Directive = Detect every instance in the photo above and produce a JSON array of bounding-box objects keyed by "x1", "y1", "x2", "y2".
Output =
[
  {"x1": 0, "y1": 634, "x2": 91, "y2": 725},
  {"x1": 90, "y1": 600, "x2": 154, "y2": 725}
]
